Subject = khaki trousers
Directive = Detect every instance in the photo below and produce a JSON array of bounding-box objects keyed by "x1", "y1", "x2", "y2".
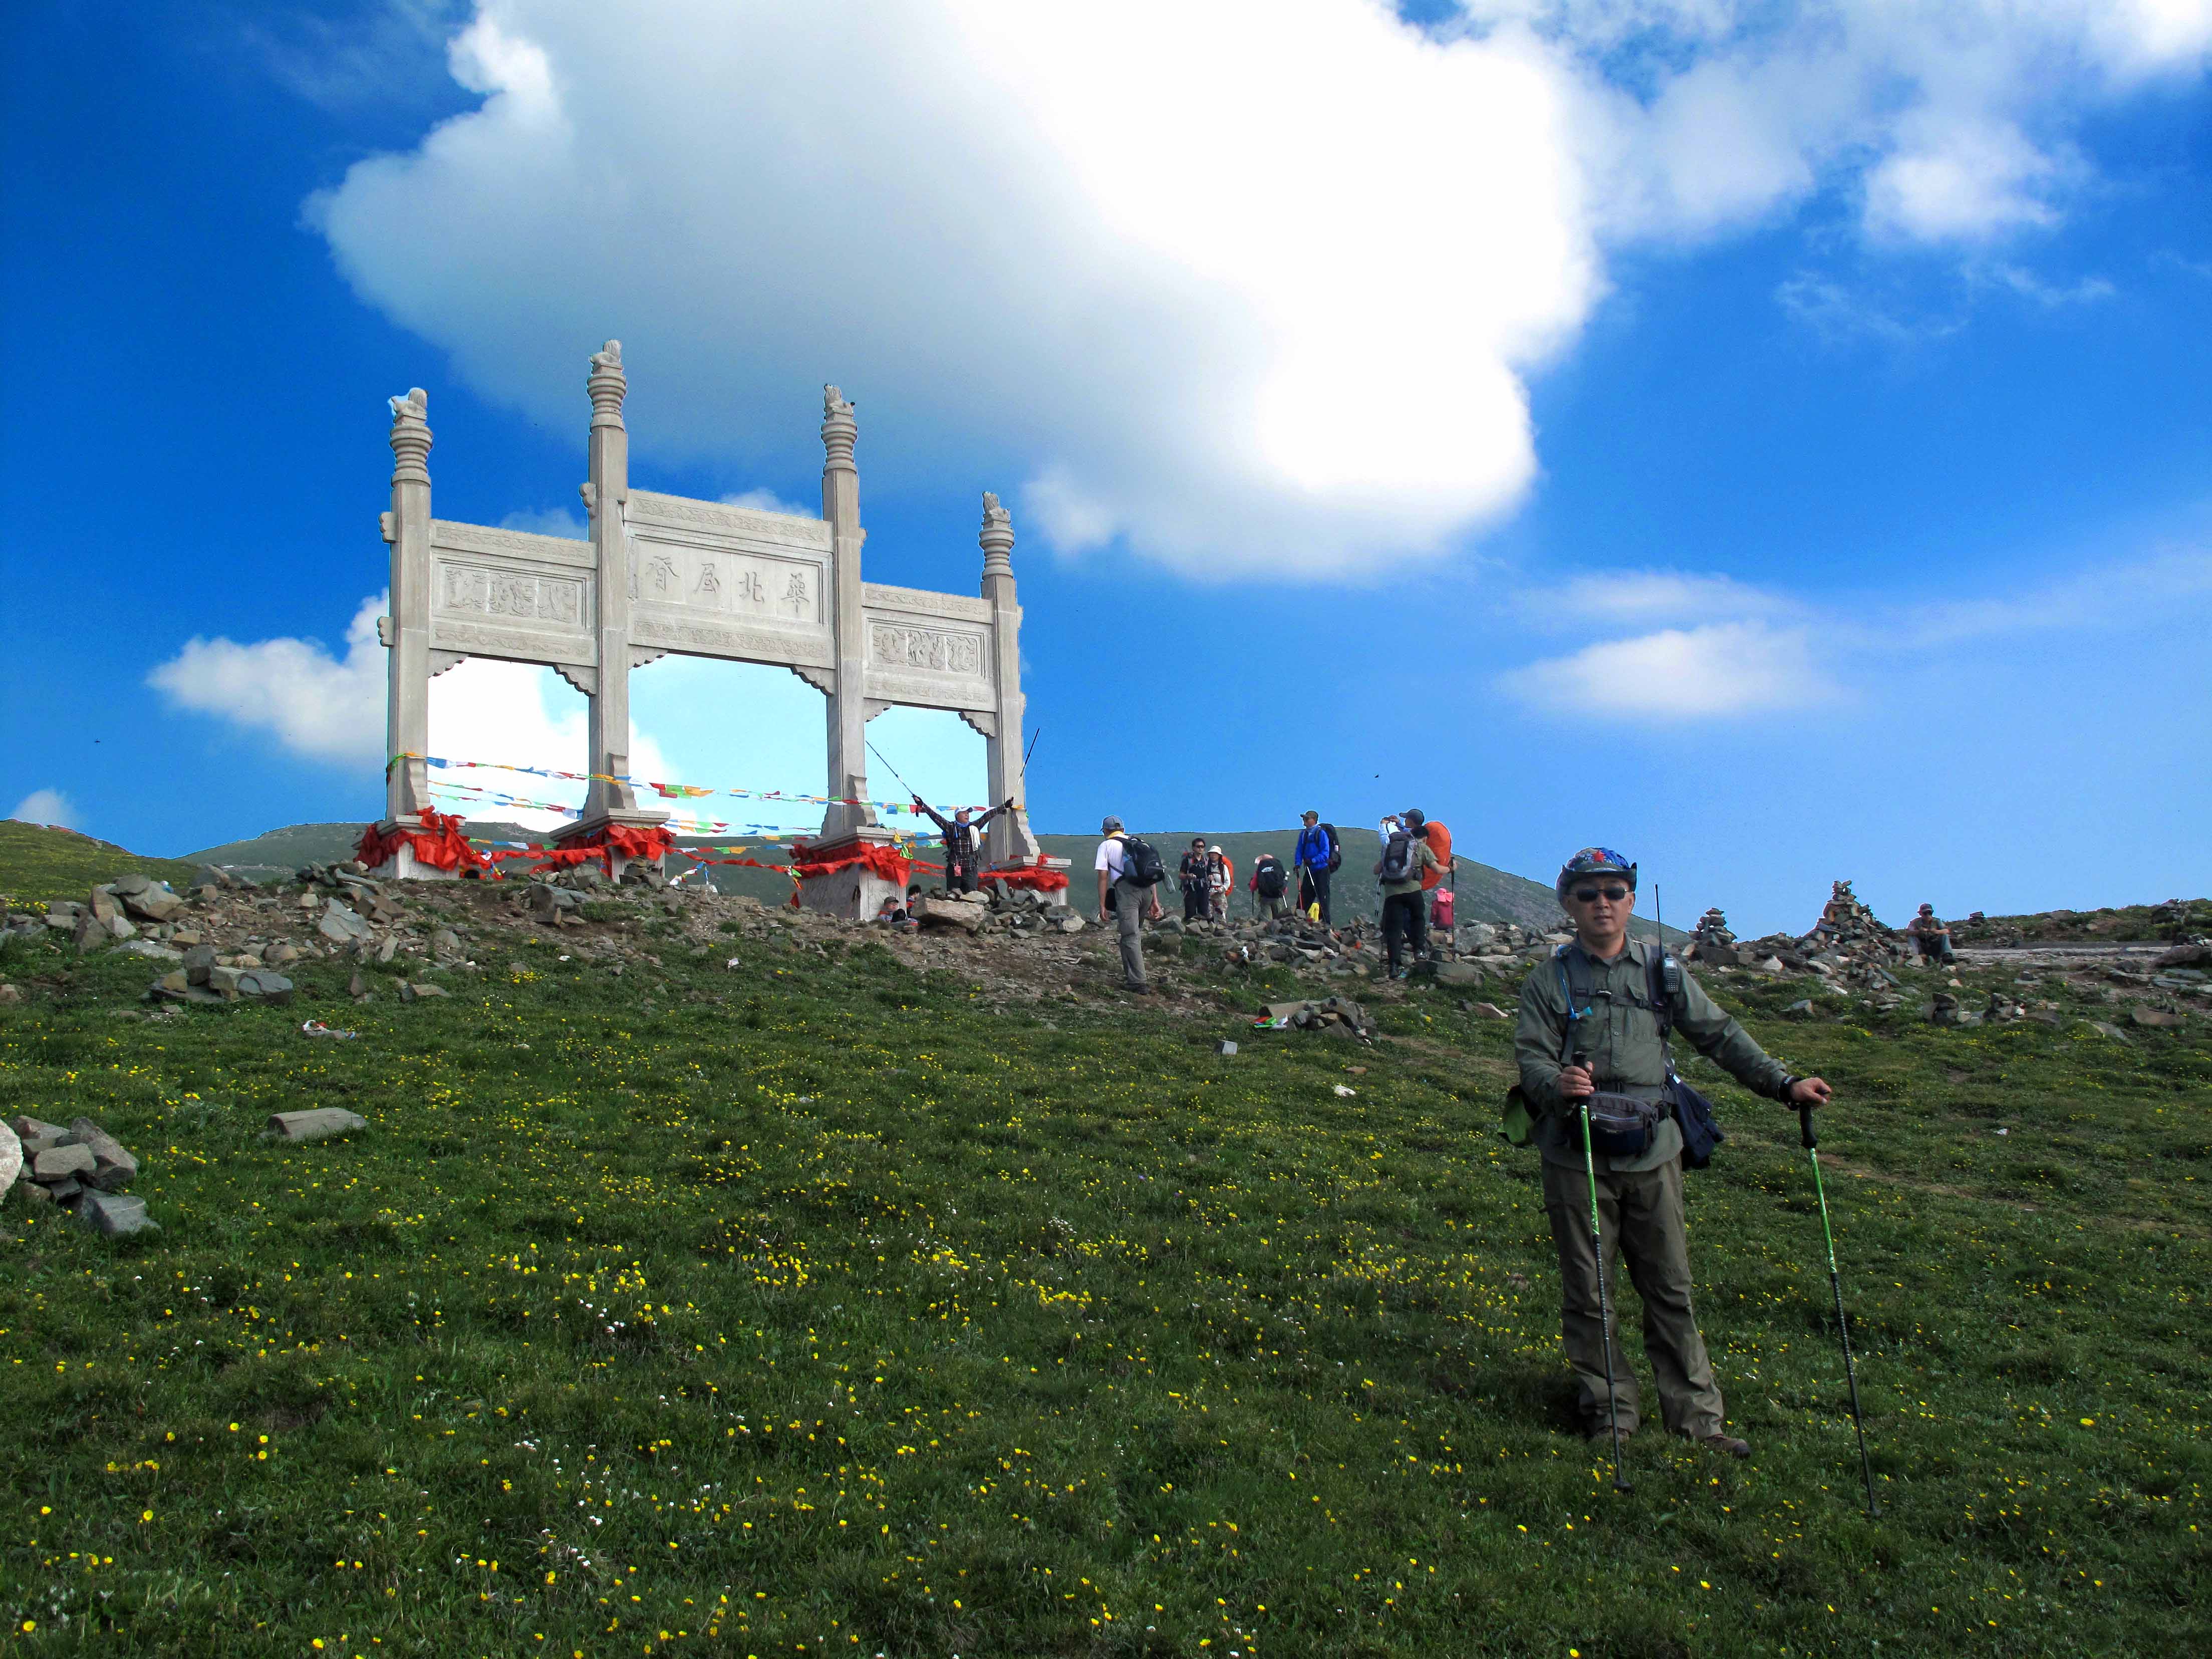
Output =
[
  {"x1": 1540, "y1": 1152, "x2": 1725, "y2": 1438},
  {"x1": 1114, "y1": 878, "x2": 1149, "y2": 989}
]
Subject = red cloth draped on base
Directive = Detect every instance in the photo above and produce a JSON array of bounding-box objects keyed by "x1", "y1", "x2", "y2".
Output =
[
  {"x1": 981, "y1": 865, "x2": 1069, "y2": 893},
  {"x1": 356, "y1": 810, "x2": 491, "y2": 875},
  {"x1": 790, "y1": 843, "x2": 915, "y2": 887}
]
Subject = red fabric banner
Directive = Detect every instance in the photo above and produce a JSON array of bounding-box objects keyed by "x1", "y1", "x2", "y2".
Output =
[
  {"x1": 981, "y1": 866, "x2": 1070, "y2": 893},
  {"x1": 790, "y1": 843, "x2": 915, "y2": 887},
  {"x1": 356, "y1": 810, "x2": 492, "y2": 875}
]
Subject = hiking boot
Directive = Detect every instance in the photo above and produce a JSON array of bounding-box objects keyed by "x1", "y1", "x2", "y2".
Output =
[
  {"x1": 1695, "y1": 1432, "x2": 1751, "y2": 1459},
  {"x1": 1124, "y1": 982, "x2": 1154, "y2": 995},
  {"x1": 1585, "y1": 1421, "x2": 1637, "y2": 1445}
]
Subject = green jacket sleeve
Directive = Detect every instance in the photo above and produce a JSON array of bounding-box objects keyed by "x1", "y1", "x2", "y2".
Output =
[
  {"x1": 1673, "y1": 968, "x2": 1792, "y2": 1100},
  {"x1": 1513, "y1": 962, "x2": 1572, "y2": 1114}
]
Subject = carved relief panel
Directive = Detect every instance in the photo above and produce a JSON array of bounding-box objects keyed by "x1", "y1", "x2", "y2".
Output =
[
  {"x1": 868, "y1": 623, "x2": 986, "y2": 677},
  {"x1": 435, "y1": 562, "x2": 588, "y2": 627}
]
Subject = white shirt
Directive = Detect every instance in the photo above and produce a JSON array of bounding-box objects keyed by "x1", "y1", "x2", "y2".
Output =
[{"x1": 1095, "y1": 836, "x2": 1127, "y2": 881}]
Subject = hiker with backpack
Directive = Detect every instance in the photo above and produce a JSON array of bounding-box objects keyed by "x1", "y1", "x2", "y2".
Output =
[
  {"x1": 1375, "y1": 807, "x2": 1442, "y2": 978},
  {"x1": 1179, "y1": 838, "x2": 1212, "y2": 924},
  {"x1": 1249, "y1": 851, "x2": 1292, "y2": 921},
  {"x1": 1293, "y1": 811, "x2": 1337, "y2": 923},
  {"x1": 911, "y1": 794, "x2": 1014, "y2": 894},
  {"x1": 1511, "y1": 846, "x2": 1833, "y2": 1459},
  {"x1": 1095, "y1": 815, "x2": 1164, "y2": 993}
]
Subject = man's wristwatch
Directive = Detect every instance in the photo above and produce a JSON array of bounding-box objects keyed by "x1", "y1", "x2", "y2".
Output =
[{"x1": 1776, "y1": 1074, "x2": 1800, "y2": 1102}]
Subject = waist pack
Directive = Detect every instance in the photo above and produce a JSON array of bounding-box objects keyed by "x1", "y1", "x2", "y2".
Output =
[{"x1": 1585, "y1": 1090, "x2": 1669, "y2": 1158}]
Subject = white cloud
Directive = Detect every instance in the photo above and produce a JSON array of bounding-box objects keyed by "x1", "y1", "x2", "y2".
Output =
[
  {"x1": 1990, "y1": 265, "x2": 2117, "y2": 308},
  {"x1": 147, "y1": 593, "x2": 675, "y2": 832},
  {"x1": 149, "y1": 594, "x2": 389, "y2": 763},
  {"x1": 301, "y1": 2, "x2": 2208, "y2": 579},
  {"x1": 720, "y1": 488, "x2": 810, "y2": 518},
  {"x1": 8, "y1": 788, "x2": 80, "y2": 829},
  {"x1": 1506, "y1": 539, "x2": 2212, "y2": 718},
  {"x1": 1535, "y1": 568, "x2": 1799, "y2": 627},
  {"x1": 499, "y1": 506, "x2": 586, "y2": 538},
  {"x1": 1502, "y1": 619, "x2": 1836, "y2": 718}
]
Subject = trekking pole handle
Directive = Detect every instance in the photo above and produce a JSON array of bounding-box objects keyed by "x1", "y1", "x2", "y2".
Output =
[{"x1": 1798, "y1": 1101, "x2": 1818, "y2": 1151}]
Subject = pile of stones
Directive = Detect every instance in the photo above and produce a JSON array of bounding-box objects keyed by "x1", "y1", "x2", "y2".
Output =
[
  {"x1": 2, "y1": 1114, "x2": 156, "y2": 1235},
  {"x1": 907, "y1": 888, "x2": 1087, "y2": 936}
]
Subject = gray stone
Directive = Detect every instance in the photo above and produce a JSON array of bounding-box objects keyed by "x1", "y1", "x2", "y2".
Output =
[
  {"x1": 236, "y1": 971, "x2": 294, "y2": 1005},
  {"x1": 267, "y1": 1108, "x2": 369, "y2": 1143},
  {"x1": 75, "y1": 1190, "x2": 158, "y2": 1238},
  {"x1": 406, "y1": 981, "x2": 446, "y2": 998},
  {"x1": 263, "y1": 941, "x2": 300, "y2": 967},
  {"x1": 916, "y1": 896, "x2": 985, "y2": 932},
  {"x1": 1057, "y1": 915, "x2": 1085, "y2": 933},
  {"x1": 44, "y1": 1175, "x2": 83, "y2": 1203},
  {"x1": 72, "y1": 911, "x2": 106, "y2": 953},
  {"x1": 0, "y1": 1121, "x2": 19, "y2": 1192},
  {"x1": 1784, "y1": 998, "x2": 1817, "y2": 1018},
  {"x1": 1471, "y1": 1002, "x2": 1511, "y2": 1020},
  {"x1": 2084, "y1": 1020, "x2": 2134, "y2": 1043},
  {"x1": 106, "y1": 913, "x2": 138, "y2": 942},
  {"x1": 13, "y1": 1177, "x2": 55, "y2": 1210},
  {"x1": 66, "y1": 1118, "x2": 136, "y2": 1191},
  {"x1": 13, "y1": 1115, "x2": 65, "y2": 1141},
  {"x1": 111, "y1": 873, "x2": 152, "y2": 897},
  {"x1": 2130, "y1": 1006, "x2": 2183, "y2": 1029},
  {"x1": 87, "y1": 888, "x2": 120, "y2": 925},
  {"x1": 374, "y1": 933, "x2": 399, "y2": 964},
  {"x1": 33, "y1": 1144, "x2": 97, "y2": 1182},
  {"x1": 0, "y1": 983, "x2": 19, "y2": 1004},
  {"x1": 431, "y1": 928, "x2": 462, "y2": 957},
  {"x1": 1215, "y1": 1040, "x2": 1238, "y2": 1056},
  {"x1": 182, "y1": 943, "x2": 218, "y2": 984},
  {"x1": 45, "y1": 900, "x2": 83, "y2": 928},
  {"x1": 121, "y1": 886, "x2": 186, "y2": 924},
  {"x1": 119, "y1": 939, "x2": 183, "y2": 964},
  {"x1": 1434, "y1": 960, "x2": 1486, "y2": 987},
  {"x1": 319, "y1": 900, "x2": 375, "y2": 944}
]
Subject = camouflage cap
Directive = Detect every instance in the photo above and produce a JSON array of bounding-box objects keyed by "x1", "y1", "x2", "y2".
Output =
[{"x1": 1556, "y1": 846, "x2": 1637, "y2": 900}]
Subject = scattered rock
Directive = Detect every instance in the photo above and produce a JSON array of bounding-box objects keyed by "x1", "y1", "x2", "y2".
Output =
[
  {"x1": 67, "y1": 1118, "x2": 137, "y2": 1191},
  {"x1": 1433, "y1": 960, "x2": 1486, "y2": 987},
  {"x1": 33, "y1": 1144, "x2": 97, "y2": 1182},
  {"x1": 75, "y1": 1190, "x2": 158, "y2": 1238},
  {"x1": 2129, "y1": 1006, "x2": 2183, "y2": 1029},
  {"x1": 1470, "y1": 1002, "x2": 1510, "y2": 1020},
  {"x1": 267, "y1": 1108, "x2": 369, "y2": 1143},
  {"x1": 2152, "y1": 942, "x2": 2210, "y2": 970},
  {"x1": 0, "y1": 1121, "x2": 18, "y2": 1191},
  {"x1": 1783, "y1": 998, "x2": 1816, "y2": 1018},
  {"x1": 0, "y1": 984, "x2": 20, "y2": 1005},
  {"x1": 319, "y1": 900, "x2": 375, "y2": 944},
  {"x1": 917, "y1": 896, "x2": 986, "y2": 933}
]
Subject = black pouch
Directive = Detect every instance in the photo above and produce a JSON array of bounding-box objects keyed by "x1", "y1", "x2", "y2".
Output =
[
  {"x1": 1584, "y1": 1091, "x2": 1667, "y2": 1159},
  {"x1": 1669, "y1": 1074, "x2": 1726, "y2": 1170}
]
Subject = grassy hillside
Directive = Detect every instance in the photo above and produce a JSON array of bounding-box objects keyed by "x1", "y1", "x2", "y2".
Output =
[
  {"x1": 1954, "y1": 899, "x2": 2212, "y2": 945},
  {"x1": 0, "y1": 820, "x2": 205, "y2": 905},
  {"x1": 186, "y1": 819, "x2": 1648, "y2": 934},
  {"x1": 1, "y1": 848, "x2": 2204, "y2": 1654}
]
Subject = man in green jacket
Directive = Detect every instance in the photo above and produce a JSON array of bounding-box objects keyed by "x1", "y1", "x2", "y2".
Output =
[{"x1": 1513, "y1": 846, "x2": 1833, "y2": 1457}]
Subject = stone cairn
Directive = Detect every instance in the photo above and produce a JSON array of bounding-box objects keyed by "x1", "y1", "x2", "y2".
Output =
[{"x1": 3, "y1": 1114, "x2": 155, "y2": 1236}]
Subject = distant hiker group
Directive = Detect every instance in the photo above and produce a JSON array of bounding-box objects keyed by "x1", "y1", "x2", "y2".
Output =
[{"x1": 1090, "y1": 807, "x2": 1460, "y2": 992}]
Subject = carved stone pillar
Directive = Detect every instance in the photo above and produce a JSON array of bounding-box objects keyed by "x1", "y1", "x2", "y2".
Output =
[
  {"x1": 559, "y1": 341, "x2": 668, "y2": 875},
  {"x1": 816, "y1": 385, "x2": 877, "y2": 843},
  {"x1": 978, "y1": 492, "x2": 1039, "y2": 868},
  {"x1": 381, "y1": 389, "x2": 434, "y2": 827}
]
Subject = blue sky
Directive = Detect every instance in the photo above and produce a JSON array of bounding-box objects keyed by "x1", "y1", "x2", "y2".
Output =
[{"x1": 4, "y1": 1, "x2": 2207, "y2": 935}]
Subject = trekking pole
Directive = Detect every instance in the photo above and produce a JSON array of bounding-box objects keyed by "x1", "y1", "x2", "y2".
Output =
[
  {"x1": 864, "y1": 739, "x2": 919, "y2": 804},
  {"x1": 1799, "y1": 1102, "x2": 1878, "y2": 1517},
  {"x1": 1575, "y1": 1050, "x2": 1631, "y2": 1493}
]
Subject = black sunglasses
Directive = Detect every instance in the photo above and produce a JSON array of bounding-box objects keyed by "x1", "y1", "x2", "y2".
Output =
[{"x1": 1571, "y1": 885, "x2": 1631, "y2": 904}]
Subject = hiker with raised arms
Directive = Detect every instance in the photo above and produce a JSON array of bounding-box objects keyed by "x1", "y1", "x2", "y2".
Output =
[
  {"x1": 1512, "y1": 846, "x2": 1834, "y2": 1460},
  {"x1": 911, "y1": 794, "x2": 1013, "y2": 895}
]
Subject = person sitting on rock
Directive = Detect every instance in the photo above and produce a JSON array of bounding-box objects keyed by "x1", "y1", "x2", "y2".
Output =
[
  {"x1": 1905, "y1": 903, "x2": 1957, "y2": 965},
  {"x1": 912, "y1": 795, "x2": 1012, "y2": 895}
]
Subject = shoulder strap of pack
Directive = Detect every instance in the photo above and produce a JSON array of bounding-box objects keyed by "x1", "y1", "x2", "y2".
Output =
[{"x1": 1554, "y1": 944, "x2": 1594, "y2": 1064}]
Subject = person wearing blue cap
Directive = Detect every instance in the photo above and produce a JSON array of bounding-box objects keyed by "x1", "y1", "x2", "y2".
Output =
[{"x1": 1513, "y1": 846, "x2": 1834, "y2": 1459}]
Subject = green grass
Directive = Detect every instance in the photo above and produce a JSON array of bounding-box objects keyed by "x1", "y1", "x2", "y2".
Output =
[
  {"x1": 0, "y1": 888, "x2": 2205, "y2": 1656},
  {"x1": 1952, "y1": 900, "x2": 2212, "y2": 945},
  {"x1": 0, "y1": 822, "x2": 205, "y2": 906}
]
